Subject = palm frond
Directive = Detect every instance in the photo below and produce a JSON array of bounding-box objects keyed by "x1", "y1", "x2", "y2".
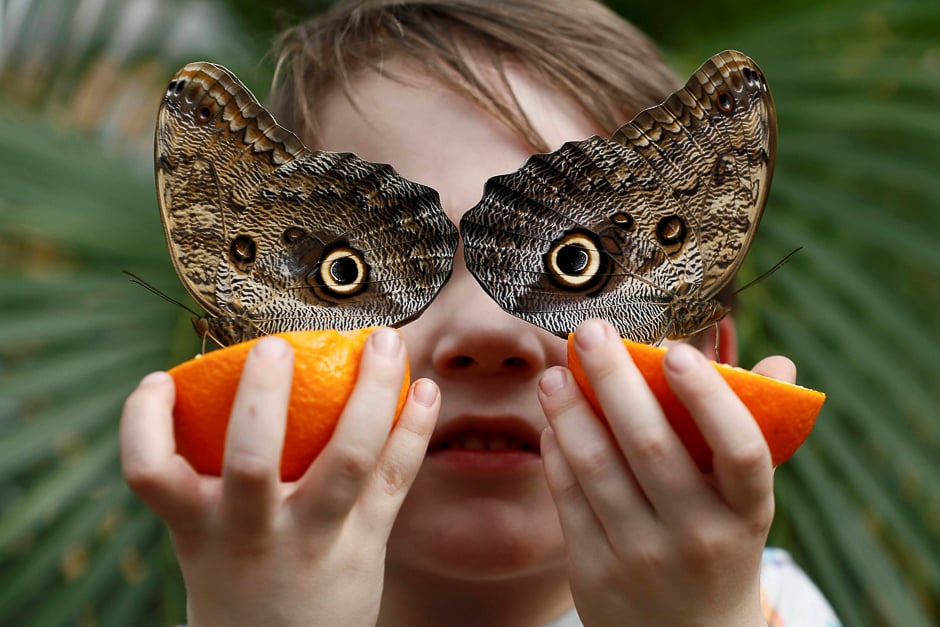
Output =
[{"x1": 0, "y1": 2, "x2": 264, "y2": 624}]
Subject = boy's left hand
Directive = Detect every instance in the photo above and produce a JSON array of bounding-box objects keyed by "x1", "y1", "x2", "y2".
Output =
[{"x1": 538, "y1": 319, "x2": 786, "y2": 627}]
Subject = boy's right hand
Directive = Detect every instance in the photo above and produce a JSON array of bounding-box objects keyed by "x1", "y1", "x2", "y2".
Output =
[{"x1": 120, "y1": 330, "x2": 439, "y2": 627}]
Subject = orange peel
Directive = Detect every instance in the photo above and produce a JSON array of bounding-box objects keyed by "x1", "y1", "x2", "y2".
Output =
[
  {"x1": 169, "y1": 328, "x2": 408, "y2": 481},
  {"x1": 567, "y1": 336, "x2": 824, "y2": 470}
]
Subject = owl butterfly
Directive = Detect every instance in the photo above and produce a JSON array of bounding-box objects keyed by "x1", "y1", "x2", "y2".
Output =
[
  {"x1": 156, "y1": 62, "x2": 458, "y2": 347},
  {"x1": 461, "y1": 50, "x2": 777, "y2": 343}
]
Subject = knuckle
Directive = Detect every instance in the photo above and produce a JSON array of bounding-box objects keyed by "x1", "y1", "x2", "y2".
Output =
[
  {"x1": 569, "y1": 442, "x2": 618, "y2": 481},
  {"x1": 548, "y1": 391, "x2": 585, "y2": 416},
  {"x1": 629, "y1": 430, "x2": 672, "y2": 465},
  {"x1": 222, "y1": 528, "x2": 276, "y2": 557},
  {"x1": 725, "y1": 439, "x2": 770, "y2": 473},
  {"x1": 570, "y1": 550, "x2": 621, "y2": 586},
  {"x1": 591, "y1": 562, "x2": 624, "y2": 590},
  {"x1": 620, "y1": 540, "x2": 668, "y2": 572},
  {"x1": 362, "y1": 366, "x2": 401, "y2": 392},
  {"x1": 674, "y1": 368, "x2": 727, "y2": 409},
  {"x1": 677, "y1": 528, "x2": 728, "y2": 569},
  {"x1": 745, "y1": 499, "x2": 776, "y2": 535},
  {"x1": 374, "y1": 455, "x2": 411, "y2": 496},
  {"x1": 361, "y1": 351, "x2": 405, "y2": 385},
  {"x1": 332, "y1": 444, "x2": 376, "y2": 482},
  {"x1": 586, "y1": 356, "x2": 626, "y2": 388},
  {"x1": 224, "y1": 450, "x2": 274, "y2": 487},
  {"x1": 551, "y1": 471, "x2": 584, "y2": 504},
  {"x1": 343, "y1": 545, "x2": 381, "y2": 578},
  {"x1": 693, "y1": 375, "x2": 726, "y2": 401},
  {"x1": 122, "y1": 462, "x2": 164, "y2": 497}
]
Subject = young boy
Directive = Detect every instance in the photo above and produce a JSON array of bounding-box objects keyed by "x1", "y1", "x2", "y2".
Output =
[{"x1": 121, "y1": 1, "x2": 841, "y2": 625}]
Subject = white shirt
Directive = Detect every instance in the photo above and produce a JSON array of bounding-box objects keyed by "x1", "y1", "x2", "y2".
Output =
[{"x1": 545, "y1": 548, "x2": 841, "y2": 627}]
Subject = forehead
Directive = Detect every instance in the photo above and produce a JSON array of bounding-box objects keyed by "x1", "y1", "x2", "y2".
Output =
[{"x1": 313, "y1": 59, "x2": 599, "y2": 218}]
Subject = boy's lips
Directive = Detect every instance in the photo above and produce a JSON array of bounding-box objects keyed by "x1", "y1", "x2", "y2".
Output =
[{"x1": 426, "y1": 416, "x2": 542, "y2": 473}]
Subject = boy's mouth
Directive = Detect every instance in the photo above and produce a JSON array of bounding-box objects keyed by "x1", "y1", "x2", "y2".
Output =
[
  {"x1": 435, "y1": 433, "x2": 537, "y2": 453},
  {"x1": 428, "y1": 416, "x2": 541, "y2": 456}
]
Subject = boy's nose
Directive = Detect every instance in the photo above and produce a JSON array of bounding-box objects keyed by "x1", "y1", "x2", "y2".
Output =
[
  {"x1": 431, "y1": 322, "x2": 547, "y2": 376},
  {"x1": 427, "y1": 258, "x2": 550, "y2": 377}
]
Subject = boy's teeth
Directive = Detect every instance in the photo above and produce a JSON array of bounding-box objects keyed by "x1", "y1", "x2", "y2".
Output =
[
  {"x1": 464, "y1": 434, "x2": 486, "y2": 450},
  {"x1": 488, "y1": 435, "x2": 509, "y2": 451},
  {"x1": 444, "y1": 434, "x2": 528, "y2": 451}
]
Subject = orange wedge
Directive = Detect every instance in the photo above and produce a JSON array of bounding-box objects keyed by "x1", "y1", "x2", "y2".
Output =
[
  {"x1": 567, "y1": 336, "x2": 825, "y2": 470},
  {"x1": 169, "y1": 328, "x2": 408, "y2": 481}
]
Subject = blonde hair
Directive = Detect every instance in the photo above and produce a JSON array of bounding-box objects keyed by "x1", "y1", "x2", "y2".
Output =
[{"x1": 270, "y1": 0, "x2": 679, "y2": 152}]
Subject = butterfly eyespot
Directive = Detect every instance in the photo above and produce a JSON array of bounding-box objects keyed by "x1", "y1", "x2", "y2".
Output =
[
  {"x1": 195, "y1": 105, "x2": 214, "y2": 123},
  {"x1": 716, "y1": 91, "x2": 734, "y2": 113},
  {"x1": 282, "y1": 226, "x2": 306, "y2": 244},
  {"x1": 156, "y1": 61, "x2": 459, "y2": 342},
  {"x1": 330, "y1": 257, "x2": 358, "y2": 283},
  {"x1": 545, "y1": 231, "x2": 607, "y2": 291},
  {"x1": 318, "y1": 246, "x2": 367, "y2": 297},
  {"x1": 558, "y1": 246, "x2": 589, "y2": 274},
  {"x1": 655, "y1": 215, "x2": 687, "y2": 252},
  {"x1": 610, "y1": 211, "x2": 635, "y2": 230},
  {"x1": 742, "y1": 66, "x2": 758, "y2": 86},
  {"x1": 229, "y1": 235, "x2": 257, "y2": 268}
]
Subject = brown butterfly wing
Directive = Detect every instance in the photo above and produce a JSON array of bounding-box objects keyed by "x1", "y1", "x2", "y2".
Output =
[
  {"x1": 460, "y1": 51, "x2": 776, "y2": 342},
  {"x1": 612, "y1": 49, "x2": 777, "y2": 302},
  {"x1": 461, "y1": 135, "x2": 678, "y2": 341},
  {"x1": 155, "y1": 63, "x2": 305, "y2": 317},
  {"x1": 227, "y1": 152, "x2": 458, "y2": 333},
  {"x1": 155, "y1": 62, "x2": 457, "y2": 344}
]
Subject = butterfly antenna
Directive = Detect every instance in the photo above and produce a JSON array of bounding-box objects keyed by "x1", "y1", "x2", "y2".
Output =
[
  {"x1": 123, "y1": 270, "x2": 203, "y2": 318},
  {"x1": 733, "y1": 247, "x2": 803, "y2": 295}
]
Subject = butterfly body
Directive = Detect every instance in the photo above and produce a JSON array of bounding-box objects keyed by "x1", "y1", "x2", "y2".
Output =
[
  {"x1": 156, "y1": 62, "x2": 458, "y2": 346},
  {"x1": 460, "y1": 51, "x2": 776, "y2": 343}
]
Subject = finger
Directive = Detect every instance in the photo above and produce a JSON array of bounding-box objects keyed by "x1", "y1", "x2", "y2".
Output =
[
  {"x1": 571, "y1": 320, "x2": 708, "y2": 515},
  {"x1": 221, "y1": 337, "x2": 294, "y2": 532},
  {"x1": 293, "y1": 328, "x2": 407, "y2": 524},
  {"x1": 751, "y1": 355, "x2": 796, "y2": 383},
  {"x1": 540, "y1": 426, "x2": 611, "y2": 553},
  {"x1": 538, "y1": 365, "x2": 655, "y2": 540},
  {"x1": 354, "y1": 378, "x2": 439, "y2": 537},
  {"x1": 663, "y1": 344, "x2": 774, "y2": 516},
  {"x1": 120, "y1": 372, "x2": 206, "y2": 528}
]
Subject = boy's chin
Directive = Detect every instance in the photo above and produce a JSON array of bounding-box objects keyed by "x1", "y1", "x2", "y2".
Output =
[
  {"x1": 387, "y1": 490, "x2": 566, "y2": 580},
  {"x1": 388, "y1": 537, "x2": 568, "y2": 582}
]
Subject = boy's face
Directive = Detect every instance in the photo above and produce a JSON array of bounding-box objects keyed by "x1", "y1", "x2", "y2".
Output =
[{"x1": 315, "y1": 61, "x2": 601, "y2": 584}]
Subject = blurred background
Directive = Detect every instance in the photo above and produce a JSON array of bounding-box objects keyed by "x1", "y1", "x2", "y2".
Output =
[{"x1": 0, "y1": 0, "x2": 937, "y2": 624}]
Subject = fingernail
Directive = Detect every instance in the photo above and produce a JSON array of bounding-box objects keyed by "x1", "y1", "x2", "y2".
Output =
[
  {"x1": 372, "y1": 328, "x2": 402, "y2": 357},
  {"x1": 139, "y1": 371, "x2": 171, "y2": 387},
  {"x1": 413, "y1": 379, "x2": 439, "y2": 407},
  {"x1": 539, "y1": 367, "x2": 569, "y2": 396},
  {"x1": 574, "y1": 319, "x2": 608, "y2": 351},
  {"x1": 254, "y1": 336, "x2": 289, "y2": 358},
  {"x1": 664, "y1": 343, "x2": 704, "y2": 374}
]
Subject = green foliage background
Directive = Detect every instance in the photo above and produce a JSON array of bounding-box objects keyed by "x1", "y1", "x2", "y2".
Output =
[{"x1": 1, "y1": 0, "x2": 937, "y2": 624}]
